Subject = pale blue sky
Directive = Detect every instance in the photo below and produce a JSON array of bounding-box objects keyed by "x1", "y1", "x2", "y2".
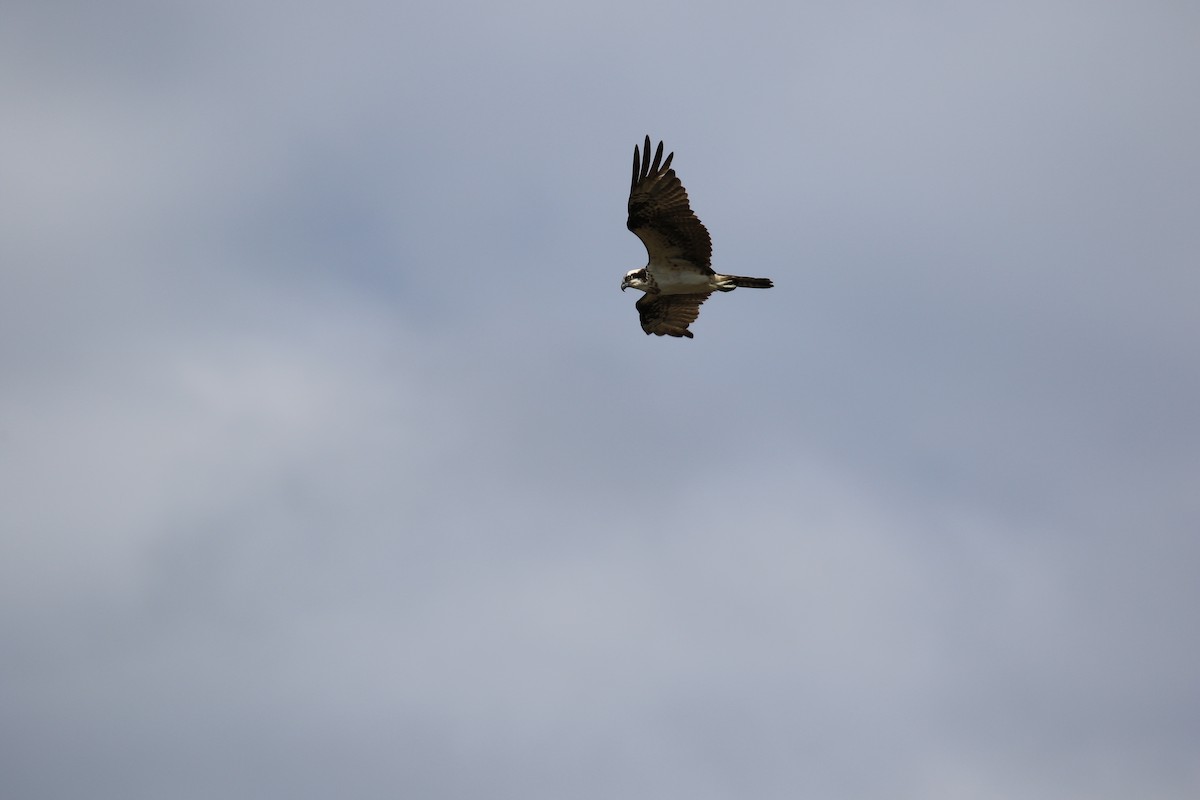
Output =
[{"x1": 2, "y1": 1, "x2": 1199, "y2": 798}]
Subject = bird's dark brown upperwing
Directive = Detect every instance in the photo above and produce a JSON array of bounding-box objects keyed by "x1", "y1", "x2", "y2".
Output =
[{"x1": 627, "y1": 136, "x2": 713, "y2": 272}]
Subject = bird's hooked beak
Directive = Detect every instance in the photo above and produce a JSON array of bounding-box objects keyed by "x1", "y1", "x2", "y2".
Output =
[{"x1": 620, "y1": 277, "x2": 629, "y2": 292}]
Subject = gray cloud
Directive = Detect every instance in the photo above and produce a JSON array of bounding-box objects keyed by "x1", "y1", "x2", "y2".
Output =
[{"x1": 2, "y1": 1, "x2": 1198, "y2": 798}]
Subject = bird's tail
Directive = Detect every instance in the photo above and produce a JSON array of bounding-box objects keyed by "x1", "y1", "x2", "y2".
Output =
[{"x1": 730, "y1": 275, "x2": 774, "y2": 289}]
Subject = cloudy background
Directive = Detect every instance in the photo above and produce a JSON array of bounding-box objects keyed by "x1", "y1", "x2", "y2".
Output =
[{"x1": 3, "y1": 0, "x2": 1199, "y2": 797}]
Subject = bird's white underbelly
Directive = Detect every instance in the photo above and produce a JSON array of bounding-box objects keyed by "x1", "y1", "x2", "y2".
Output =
[{"x1": 649, "y1": 262, "x2": 713, "y2": 294}]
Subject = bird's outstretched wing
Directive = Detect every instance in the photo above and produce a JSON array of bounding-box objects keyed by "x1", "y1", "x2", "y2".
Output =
[
  {"x1": 627, "y1": 136, "x2": 713, "y2": 272},
  {"x1": 635, "y1": 292, "x2": 711, "y2": 338}
]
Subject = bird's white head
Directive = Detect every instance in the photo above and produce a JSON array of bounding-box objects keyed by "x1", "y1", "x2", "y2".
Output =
[{"x1": 621, "y1": 268, "x2": 649, "y2": 293}]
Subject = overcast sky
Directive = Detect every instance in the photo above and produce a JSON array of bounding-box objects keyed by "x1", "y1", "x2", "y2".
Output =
[{"x1": 2, "y1": 1, "x2": 1199, "y2": 798}]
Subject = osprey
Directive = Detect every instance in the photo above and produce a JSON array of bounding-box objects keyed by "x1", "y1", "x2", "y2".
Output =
[{"x1": 622, "y1": 136, "x2": 773, "y2": 338}]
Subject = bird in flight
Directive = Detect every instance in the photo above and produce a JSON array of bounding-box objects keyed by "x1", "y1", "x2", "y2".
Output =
[{"x1": 621, "y1": 136, "x2": 773, "y2": 338}]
